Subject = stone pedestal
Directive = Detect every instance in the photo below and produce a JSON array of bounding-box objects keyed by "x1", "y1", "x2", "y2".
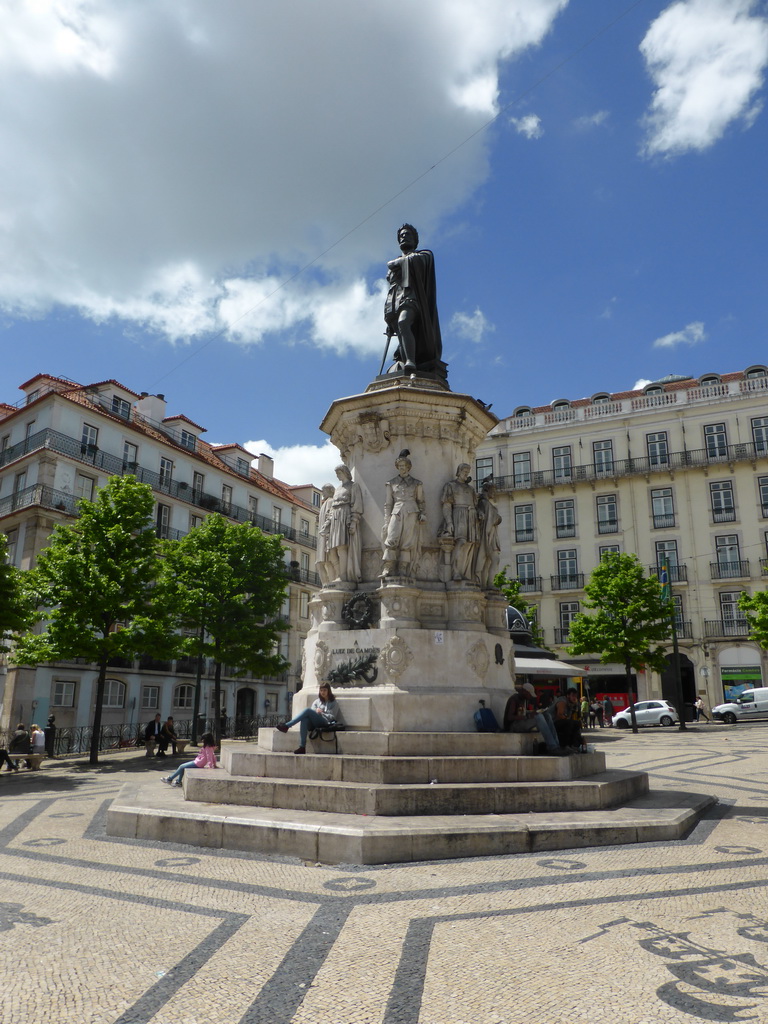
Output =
[{"x1": 297, "y1": 378, "x2": 516, "y2": 731}]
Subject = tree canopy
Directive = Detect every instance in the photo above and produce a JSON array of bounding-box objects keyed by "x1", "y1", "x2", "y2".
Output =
[
  {"x1": 159, "y1": 513, "x2": 289, "y2": 743},
  {"x1": 740, "y1": 590, "x2": 768, "y2": 649},
  {"x1": 13, "y1": 476, "x2": 173, "y2": 763},
  {"x1": 0, "y1": 533, "x2": 31, "y2": 651},
  {"x1": 567, "y1": 552, "x2": 672, "y2": 732}
]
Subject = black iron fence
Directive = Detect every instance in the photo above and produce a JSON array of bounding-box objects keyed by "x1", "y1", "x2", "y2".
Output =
[{"x1": 0, "y1": 714, "x2": 285, "y2": 757}]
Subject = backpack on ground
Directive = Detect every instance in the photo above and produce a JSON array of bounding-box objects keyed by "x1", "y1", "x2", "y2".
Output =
[{"x1": 474, "y1": 699, "x2": 500, "y2": 733}]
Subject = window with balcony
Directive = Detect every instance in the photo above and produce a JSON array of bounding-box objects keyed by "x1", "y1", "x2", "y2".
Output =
[
  {"x1": 4, "y1": 528, "x2": 18, "y2": 565},
  {"x1": 221, "y1": 484, "x2": 233, "y2": 512},
  {"x1": 599, "y1": 544, "x2": 620, "y2": 559},
  {"x1": 192, "y1": 471, "x2": 204, "y2": 499},
  {"x1": 300, "y1": 552, "x2": 310, "y2": 574},
  {"x1": 552, "y1": 445, "x2": 572, "y2": 481},
  {"x1": 52, "y1": 680, "x2": 76, "y2": 707},
  {"x1": 760, "y1": 476, "x2": 768, "y2": 517},
  {"x1": 173, "y1": 684, "x2": 194, "y2": 709},
  {"x1": 123, "y1": 441, "x2": 138, "y2": 470},
  {"x1": 596, "y1": 494, "x2": 618, "y2": 534},
  {"x1": 555, "y1": 499, "x2": 576, "y2": 538},
  {"x1": 704, "y1": 422, "x2": 727, "y2": 459},
  {"x1": 156, "y1": 503, "x2": 171, "y2": 539},
  {"x1": 141, "y1": 685, "x2": 160, "y2": 710},
  {"x1": 713, "y1": 535, "x2": 746, "y2": 578},
  {"x1": 651, "y1": 487, "x2": 675, "y2": 529},
  {"x1": 81, "y1": 423, "x2": 98, "y2": 454},
  {"x1": 753, "y1": 416, "x2": 768, "y2": 454},
  {"x1": 159, "y1": 457, "x2": 173, "y2": 488},
  {"x1": 300, "y1": 518, "x2": 310, "y2": 537},
  {"x1": 647, "y1": 432, "x2": 669, "y2": 466},
  {"x1": 654, "y1": 539, "x2": 684, "y2": 581},
  {"x1": 512, "y1": 451, "x2": 531, "y2": 487},
  {"x1": 189, "y1": 513, "x2": 203, "y2": 530},
  {"x1": 476, "y1": 456, "x2": 494, "y2": 485},
  {"x1": 514, "y1": 503, "x2": 534, "y2": 543},
  {"x1": 13, "y1": 470, "x2": 26, "y2": 494},
  {"x1": 710, "y1": 481, "x2": 735, "y2": 523},
  {"x1": 713, "y1": 591, "x2": 748, "y2": 636},
  {"x1": 300, "y1": 592, "x2": 309, "y2": 618},
  {"x1": 272, "y1": 505, "x2": 282, "y2": 529},
  {"x1": 593, "y1": 439, "x2": 614, "y2": 475},
  {"x1": 102, "y1": 679, "x2": 126, "y2": 708},
  {"x1": 516, "y1": 552, "x2": 538, "y2": 590},
  {"x1": 75, "y1": 474, "x2": 95, "y2": 501},
  {"x1": 25, "y1": 420, "x2": 36, "y2": 439},
  {"x1": 552, "y1": 549, "x2": 581, "y2": 589},
  {"x1": 180, "y1": 429, "x2": 197, "y2": 451},
  {"x1": 557, "y1": 602, "x2": 580, "y2": 643},
  {"x1": 111, "y1": 395, "x2": 131, "y2": 419}
]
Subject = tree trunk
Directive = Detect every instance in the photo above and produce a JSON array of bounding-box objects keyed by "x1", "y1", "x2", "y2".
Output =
[
  {"x1": 213, "y1": 652, "x2": 222, "y2": 747},
  {"x1": 89, "y1": 652, "x2": 108, "y2": 765},
  {"x1": 625, "y1": 654, "x2": 639, "y2": 734}
]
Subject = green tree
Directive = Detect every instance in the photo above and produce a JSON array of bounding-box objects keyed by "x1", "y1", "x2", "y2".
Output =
[
  {"x1": 160, "y1": 514, "x2": 289, "y2": 744},
  {"x1": 0, "y1": 533, "x2": 32, "y2": 649},
  {"x1": 740, "y1": 590, "x2": 768, "y2": 649},
  {"x1": 13, "y1": 476, "x2": 173, "y2": 764},
  {"x1": 566, "y1": 552, "x2": 672, "y2": 733},
  {"x1": 493, "y1": 568, "x2": 550, "y2": 651}
]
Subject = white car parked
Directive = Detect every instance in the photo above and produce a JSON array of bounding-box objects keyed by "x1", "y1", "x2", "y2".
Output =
[{"x1": 612, "y1": 700, "x2": 679, "y2": 729}]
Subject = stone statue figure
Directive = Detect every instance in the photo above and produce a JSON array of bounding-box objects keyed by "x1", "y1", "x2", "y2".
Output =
[
  {"x1": 439, "y1": 464, "x2": 481, "y2": 582},
  {"x1": 381, "y1": 450, "x2": 426, "y2": 578},
  {"x1": 325, "y1": 465, "x2": 363, "y2": 584},
  {"x1": 315, "y1": 484, "x2": 336, "y2": 586},
  {"x1": 475, "y1": 479, "x2": 502, "y2": 589},
  {"x1": 384, "y1": 223, "x2": 443, "y2": 377}
]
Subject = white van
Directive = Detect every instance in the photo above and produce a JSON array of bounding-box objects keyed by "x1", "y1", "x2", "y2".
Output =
[{"x1": 712, "y1": 687, "x2": 768, "y2": 724}]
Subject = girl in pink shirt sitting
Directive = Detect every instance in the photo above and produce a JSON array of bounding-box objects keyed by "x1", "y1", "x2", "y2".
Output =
[{"x1": 161, "y1": 732, "x2": 218, "y2": 787}]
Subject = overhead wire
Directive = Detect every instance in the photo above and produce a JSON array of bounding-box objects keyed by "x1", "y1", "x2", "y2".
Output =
[{"x1": 152, "y1": 0, "x2": 652, "y2": 387}]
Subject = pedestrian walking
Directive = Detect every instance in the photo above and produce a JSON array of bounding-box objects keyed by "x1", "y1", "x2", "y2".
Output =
[{"x1": 695, "y1": 698, "x2": 710, "y2": 723}]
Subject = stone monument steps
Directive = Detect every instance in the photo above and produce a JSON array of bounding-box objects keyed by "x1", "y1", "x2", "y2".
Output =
[
  {"x1": 106, "y1": 781, "x2": 715, "y2": 865},
  {"x1": 257, "y1": 728, "x2": 540, "y2": 758},
  {"x1": 224, "y1": 745, "x2": 607, "y2": 785},
  {"x1": 182, "y1": 766, "x2": 648, "y2": 817}
]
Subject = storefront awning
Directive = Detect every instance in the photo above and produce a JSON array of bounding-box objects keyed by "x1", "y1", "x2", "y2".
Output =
[{"x1": 514, "y1": 657, "x2": 580, "y2": 677}]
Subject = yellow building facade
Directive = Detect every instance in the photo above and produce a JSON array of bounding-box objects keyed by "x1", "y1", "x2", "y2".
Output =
[{"x1": 475, "y1": 366, "x2": 768, "y2": 711}]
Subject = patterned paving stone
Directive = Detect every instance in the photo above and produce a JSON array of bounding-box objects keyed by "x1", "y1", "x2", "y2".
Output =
[{"x1": 1, "y1": 726, "x2": 768, "y2": 1022}]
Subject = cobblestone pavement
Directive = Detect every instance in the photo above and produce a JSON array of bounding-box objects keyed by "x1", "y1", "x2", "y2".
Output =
[{"x1": 2, "y1": 725, "x2": 768, "y2": 1024}]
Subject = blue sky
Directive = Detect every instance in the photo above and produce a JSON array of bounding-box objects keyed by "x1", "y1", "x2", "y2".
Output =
[{"x1": 1, "y1": 0, "x2": 767, "y2": 484}]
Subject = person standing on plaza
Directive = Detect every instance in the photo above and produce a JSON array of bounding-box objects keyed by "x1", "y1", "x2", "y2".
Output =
[
  {"x1": 603, "y1": 696, "x2": 614, "y2": 727},
  {"x1": 30, "y1": 724, "x2": 46, "y2": 755},
  {"x1": 162, "y1": 732, "x2": 218, "y2": 786}
]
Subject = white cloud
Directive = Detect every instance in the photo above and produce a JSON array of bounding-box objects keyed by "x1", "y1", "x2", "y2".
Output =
[
  {"x1": 640, "y1": 0, "x2": 768, "y2": 156},
  {"x1": 652, "y1": 320, "x2": 707, "y2": 348},
  {"x1": 573, "y1": 110, "x2": 609, "y2": 130},
  {"x1": 0, "y1": 0, "x2": 569, "y2": 350},
  {"x1": 599, "y1": 296, "x2": 618, "y2": 319},
  {"x1": 632, "y1": 378, "x2": 654, "y2": 390},
  {"x1": 510, "y1": 113, "x2": 544, "y2": 138},
  {"x1": 244, "y1": 439, "x2": 340, "y2": 488},
  {"x1": 450, "y1": 307, "x2": 495, "y2": 344}
]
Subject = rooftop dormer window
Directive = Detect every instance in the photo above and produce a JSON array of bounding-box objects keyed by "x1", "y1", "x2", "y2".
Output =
[
  {"x1": 180, "y1": 429, "x2": 197, "y2": 451},
  {"x1": 745, "y1": 365, "x2": 767, "y2": 379},
  {"x1": 644, "y1": 385, "x2": 663, "y2": 395},
  {"x1": 111, "y1": 395, "x2": 131, "y2": 419},
  {"x1": 591, "y1": 393, "x2": 611, "y2": 404}
]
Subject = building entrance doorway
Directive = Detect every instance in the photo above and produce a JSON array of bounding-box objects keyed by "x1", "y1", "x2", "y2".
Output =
[
  {"x1": 661, "y1": 653, "x2": 695, "y2": 717},
  {"x1": 236, "y1": 688, "x2": 255, "y2": 720}
]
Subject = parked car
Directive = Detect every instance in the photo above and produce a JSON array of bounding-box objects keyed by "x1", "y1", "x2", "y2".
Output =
[
  {"x1": 612, "y1": 700, "x2": 679, "y2": 729},
  {"x1": 712, "y1": 687, "x2": 768, "y2": 724}
]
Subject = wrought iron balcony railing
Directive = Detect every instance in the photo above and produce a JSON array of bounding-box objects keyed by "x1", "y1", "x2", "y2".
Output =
[
  {"x1": 488, "y1": 439, "x2": 767, "y2": 492},
  {"x1": 710, "y1": 560, "x2": 750, "y2": 580},
  {"x1": 550, "y1": 573, "x2": 584, "y2": 591},
  {"x1": 704, "y1": 618, "x2": 749, "y2": 638},
  {"x1": 0, "y1": 427, "x2": 316, "y2": 547},
  {"x1": 648, "y1": 563, "x2": 688, "y2": 583}
]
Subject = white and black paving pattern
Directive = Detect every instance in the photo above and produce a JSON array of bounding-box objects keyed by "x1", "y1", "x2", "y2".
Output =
[{"x1": 1, "y1": 726, "x2": 768, "y2": 1024}]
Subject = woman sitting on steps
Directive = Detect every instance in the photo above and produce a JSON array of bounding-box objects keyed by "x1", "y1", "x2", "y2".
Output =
[{"x1": 277, "y1": 684, "x2": 343, "y2": 754}]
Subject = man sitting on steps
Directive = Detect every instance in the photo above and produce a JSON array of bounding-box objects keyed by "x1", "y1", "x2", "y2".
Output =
[{"x1": 503, "y1": 682, "x2": 569, "y2": 756}]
